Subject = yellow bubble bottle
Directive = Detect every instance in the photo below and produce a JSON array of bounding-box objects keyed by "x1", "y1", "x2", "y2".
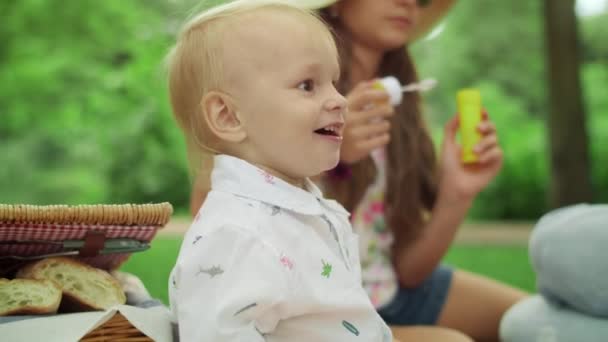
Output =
[{"x1": 457, "y1": 89, "x2": 482, "y2": 164}]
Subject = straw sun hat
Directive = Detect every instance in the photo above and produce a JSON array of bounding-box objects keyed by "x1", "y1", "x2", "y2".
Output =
[{"x1": 288, "y1": 0, "x2": 456, "y2": 41}]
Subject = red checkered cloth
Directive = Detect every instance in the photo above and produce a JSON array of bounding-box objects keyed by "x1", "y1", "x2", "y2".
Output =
[{"x1": 0, "y1": 222, "x2": 160, "y2": 276}]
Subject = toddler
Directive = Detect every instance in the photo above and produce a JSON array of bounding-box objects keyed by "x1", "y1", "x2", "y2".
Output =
[{"x1": 166, "y1": 1, "x2": 392, "y2": 341}]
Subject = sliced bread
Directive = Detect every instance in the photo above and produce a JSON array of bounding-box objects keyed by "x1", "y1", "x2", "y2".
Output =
[
  {"x1": 17, "y1": 257, "x2": 126, "y2": 312},
  {"x1": 0, "y1": 278, "x2": 62, "y2": 316}
]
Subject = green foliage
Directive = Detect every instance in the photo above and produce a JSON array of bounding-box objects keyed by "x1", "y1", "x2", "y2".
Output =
[
  {"x1": 580, "y1": 13, "x2": 608, "y2": 62},
  {"x1": 584, "y1": 62, "x2": 608, "y2": 203},
  {"x1": 0, "y1": 0, "x2": 606, "y2": 219},
  {"x1": 469, "y1": 83, "x2": 551, "y2": 219},
  {"x1": 0, "y1": 0, "x2": 192, "y2": 208},
  {"x1": 414, "y1": 3, "x2": 607, "y2": 219},
  {"x1": 413, "y1": 1, "x2": 547, "y2": 121}
]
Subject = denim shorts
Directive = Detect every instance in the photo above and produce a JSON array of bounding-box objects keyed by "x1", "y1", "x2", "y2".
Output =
[{"x1": 377, "y1": 265, "x2": 453, "y2": 325}]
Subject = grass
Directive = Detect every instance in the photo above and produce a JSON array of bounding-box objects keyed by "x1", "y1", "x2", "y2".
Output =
[
  {"x1": 120, "y1": 236, "x2": 183, "y2": 305},
  {"x1": 120, "y1": 237, "x2": 536, "y2": 305}
]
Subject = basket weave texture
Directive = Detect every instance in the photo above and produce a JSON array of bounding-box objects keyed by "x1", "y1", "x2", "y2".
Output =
[
  {"x1": 0, "y1": 203, "x2": 172, "y2": 226},
  {"x1": 0, "y1": 203, "x2": 173, "y2": 275},
  {"x1": 80, "y1": 312, "x2": 154, "y2": 342}
]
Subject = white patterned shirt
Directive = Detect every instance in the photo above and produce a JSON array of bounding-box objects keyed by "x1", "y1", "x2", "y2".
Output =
[{"x1": 169, "y1": 155, "x2": 392, "y2": 342}]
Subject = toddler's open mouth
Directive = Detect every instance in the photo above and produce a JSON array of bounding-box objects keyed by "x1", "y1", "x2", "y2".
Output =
[{"x1": 314, "y1": 123, "x2": 343, "y2": 138}]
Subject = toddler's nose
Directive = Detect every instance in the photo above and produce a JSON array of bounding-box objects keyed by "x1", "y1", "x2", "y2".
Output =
[{"x1": 324, "y1": 92, "x2": 347, "y2": 113}]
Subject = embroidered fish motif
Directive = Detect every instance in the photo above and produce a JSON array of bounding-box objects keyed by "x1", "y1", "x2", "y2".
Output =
[
  {"x1": 234, "y1": 303, "x2": 257, "y2": 316},
  {"x1": 197, "y1": 265, "x2": 224, "y2": 278},
  {"x1": 255, "y1": 327, "x2": 268, "y2": 337},
  {"x1": 342, "y1": 320, "x2": 360, "y2": 336},
  {"x1": 270, "y1": 205, "x2": 281, "y2": 216}
]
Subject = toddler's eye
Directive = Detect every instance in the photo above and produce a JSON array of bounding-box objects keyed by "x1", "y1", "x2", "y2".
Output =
[{"x1": 297, "y1": 79, "x2": 314, "y2": 92}]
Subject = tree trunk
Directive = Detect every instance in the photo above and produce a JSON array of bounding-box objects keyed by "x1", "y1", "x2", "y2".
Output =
[{"x1": 543, "y1": 0, "x2": 593, "y2": 208}]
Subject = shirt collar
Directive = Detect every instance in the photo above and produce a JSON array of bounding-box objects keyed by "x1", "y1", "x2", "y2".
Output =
[{"x1": 211, "y1": 155, "x2": 349, "y2": 217}]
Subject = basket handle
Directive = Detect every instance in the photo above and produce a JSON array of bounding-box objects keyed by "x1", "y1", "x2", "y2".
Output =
[{"x1": 79, "y1": 230, "x2": 106, "y2": 257}]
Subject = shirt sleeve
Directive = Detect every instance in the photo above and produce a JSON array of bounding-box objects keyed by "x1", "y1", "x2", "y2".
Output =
[{"x1": 172, "y1": 225, "x2": 288, "y2": 341}]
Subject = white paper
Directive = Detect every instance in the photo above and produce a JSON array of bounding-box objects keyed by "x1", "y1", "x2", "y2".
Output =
[{"x1": 0, "y1": 305, "x2": 173, "y2": 342}]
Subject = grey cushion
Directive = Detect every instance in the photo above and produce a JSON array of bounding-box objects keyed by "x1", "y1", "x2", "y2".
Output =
[
  {"x1": 530, "y1": 204, "x2": 608, "y2": 317},
  {"x1": 500, "y1": 295, "x2": 608, "y2": 342}
]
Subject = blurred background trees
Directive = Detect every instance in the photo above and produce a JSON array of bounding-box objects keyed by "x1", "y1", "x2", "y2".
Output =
[
  {"x1": 413, "y1": 0, "x2": 607, "y2": 219},
  {"x1": 1, "y1": 0, "x2": 606, "y2": 219},
  {"x1": 544, "y1": 0, "x2": 593, "y2": 207}
]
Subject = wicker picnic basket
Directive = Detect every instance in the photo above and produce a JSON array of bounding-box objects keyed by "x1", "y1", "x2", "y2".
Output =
[
  {"x1": 0, "y1": 203, "x2": 173, "y2": 276},
  {"x1": 80, "y1": 312, "x2": 154, "y2": 342},
  {"x1": 0, "y1": 203, "x2": 173, "y2": 341}
]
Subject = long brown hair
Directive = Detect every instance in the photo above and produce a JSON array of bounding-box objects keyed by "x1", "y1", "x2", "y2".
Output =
[{"x1": 320, "y1": 10, "x2": 439, "y2": 255}]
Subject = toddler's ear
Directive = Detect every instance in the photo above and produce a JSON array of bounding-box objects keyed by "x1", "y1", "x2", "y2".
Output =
[{"x1": 201, "y1": 91, "x2": 246, "y2": 143}]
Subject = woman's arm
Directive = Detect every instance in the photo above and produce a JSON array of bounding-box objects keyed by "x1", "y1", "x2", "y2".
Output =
[{"x1": 395, "y1": 113, "x2": 503, "y2": 288}]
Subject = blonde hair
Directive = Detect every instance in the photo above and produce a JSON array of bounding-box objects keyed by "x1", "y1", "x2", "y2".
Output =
[{"x1": 165, "y1": 0, "x2": 334, "y2": 194}]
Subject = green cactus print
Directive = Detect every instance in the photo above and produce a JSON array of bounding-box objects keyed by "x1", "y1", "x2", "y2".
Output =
[{"x1": 321, "y1": 259, "x2": 332, "y2": 278}]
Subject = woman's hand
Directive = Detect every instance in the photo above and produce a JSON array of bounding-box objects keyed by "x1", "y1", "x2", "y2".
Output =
[
  {"x1": 340, "y1": 81, "x2": 395, "y2": 164},
  {"x1": 438, "y1": 111, "x2": 503, "y2": 203}
]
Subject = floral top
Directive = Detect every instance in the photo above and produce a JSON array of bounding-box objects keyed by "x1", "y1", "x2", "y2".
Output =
[
  {"x1": 169, "y1": 155, "x2": 392, "y2": 341},
  {"x1": 350, "y1": 148, "x2": 399, "y2": 308}
]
